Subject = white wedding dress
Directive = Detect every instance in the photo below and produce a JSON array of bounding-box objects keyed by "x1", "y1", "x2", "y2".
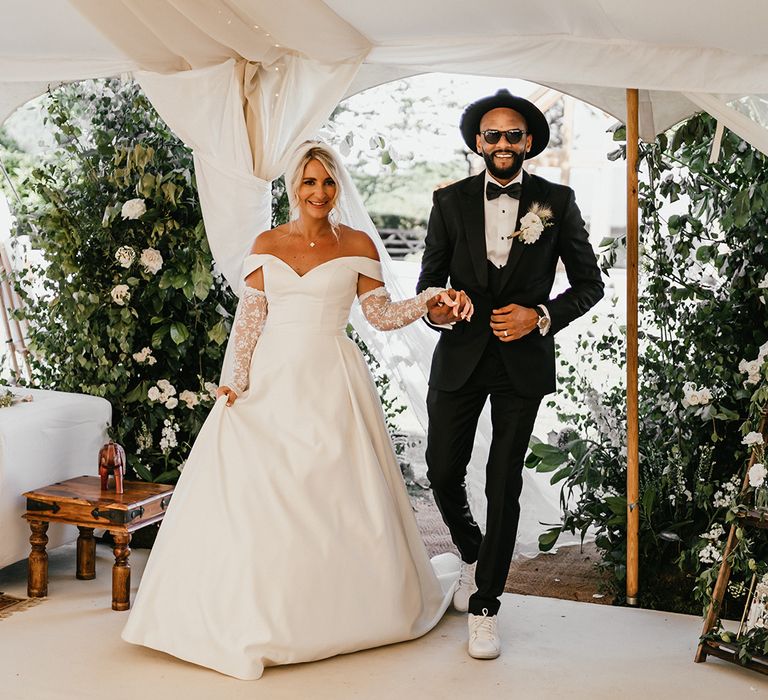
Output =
[{"x1": 121, "y1": 253, "x2": 459, "y2": 680}]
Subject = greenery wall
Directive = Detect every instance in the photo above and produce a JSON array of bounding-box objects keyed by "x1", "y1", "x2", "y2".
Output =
[{"x1": 527, "y1": 115, "x2": 768, "y2": 633}]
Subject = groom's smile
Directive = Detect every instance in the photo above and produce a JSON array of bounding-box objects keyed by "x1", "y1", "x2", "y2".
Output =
[{"x1": 475, "y1": 107, "x2": 531, "y2": 184}]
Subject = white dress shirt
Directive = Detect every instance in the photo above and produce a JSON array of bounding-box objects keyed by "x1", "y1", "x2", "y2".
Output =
[{"x1": 484, "y1": 170, "x2": 522, "y2": 269}]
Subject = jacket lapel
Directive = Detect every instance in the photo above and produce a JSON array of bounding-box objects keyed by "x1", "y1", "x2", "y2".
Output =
[
  {"x1": 459, "y1": 173, "x2": 488, "y2": 290},
  {"x1": 499, "y1": 171, "x2": 539, "y2": 290}
]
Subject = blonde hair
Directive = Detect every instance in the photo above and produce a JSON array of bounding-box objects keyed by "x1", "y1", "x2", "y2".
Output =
[{"x1": 287, "y1": 142, "x2": 343, "y2": 234}]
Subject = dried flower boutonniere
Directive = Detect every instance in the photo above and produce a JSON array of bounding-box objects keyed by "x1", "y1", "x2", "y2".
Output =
[{"x1": 508, "y1": 202, "x2": 554, "y2": 244}]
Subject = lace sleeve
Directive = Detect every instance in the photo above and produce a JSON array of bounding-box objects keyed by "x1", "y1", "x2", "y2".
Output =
[
  {"x1": 359, "y1": 286, "x2": 444, "y2": 331},
  {"x1": 220, "y1": 287, "x2": 268, "y2": 395}
]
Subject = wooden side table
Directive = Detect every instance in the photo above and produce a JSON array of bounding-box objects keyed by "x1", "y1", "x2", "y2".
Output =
[{"x1": 22, "y1": 476, "x2": 174, "y2": 611}]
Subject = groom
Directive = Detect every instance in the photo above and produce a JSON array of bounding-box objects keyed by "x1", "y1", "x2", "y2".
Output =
[{"x1": 417, "y1": 90, "x2": 604, "y2": 659}]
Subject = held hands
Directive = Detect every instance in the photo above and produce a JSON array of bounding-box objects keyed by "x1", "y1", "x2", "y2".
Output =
[
  {"x1": 427, "y1": 289, "x2": 474, "y2": 325},
  {"x1": 490, "y1": 303, "x2": 538, "y2": 342},
  {"x1": 216, "y1": 386, "x2": 239, "y2": 406}
]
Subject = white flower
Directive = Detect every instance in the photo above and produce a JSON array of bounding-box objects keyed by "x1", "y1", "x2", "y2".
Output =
[
  {"x1": 758, "y1": 340, "x2": 768, "y2": 362},
  {"x1": 179, "y1": 390, "x2": 199, "y2": 409},
  {"x1": 743, "y1": 432, "x2": 765, "y2": 447},
  {"x1": 121, "y1": 198, "x2": 147, "y2": 220},
  {"x1": 115, "y1": 246, "x2": 136, "y2": 268},
  {"x1": 698, "y1": 543, "x2": 723, "y2": 565},
  {"x1": 739, "y1": 358, "x2": 762, "y2": 386},
  {"x1": 140, "y1": 248, "x2": 163, "y2": 275},
  {"x1": 518, "y1": 214, "x2": 545, "y2": 244},
  {"x1": 165, "y1": 397, "x2": 178, "y2": 409},
  {"x1": 758, "y1": 274, "x2": 768, "y2": 290},
  {"x1": 110, "y1": 284, "x2": 130, "y2": 306},
  {"x1": 701, "y1": 524, "x2": 725, "y2": 540},
  {"x1": 513, "y1": 203, "x2": 553, "y2": 245},
  {"x1": 713, "y1": 475, "x2": 741, "y2": 509},
  {"x1": 132, "y1": 346, "x2": 156, "y2": 364},
  {"x1": 749, "y1": 463, "x2": 767, "y2": 488},
  {"x1": 204, "y1": 381, "x2": 218, "y2": 399},
  {"x1": 159, "y1": 420, "x2": 180, "y2": 453},
  {"x1": 147, "y1": 386, "x2": 161, "y2": 401},
  {"x1": 682, "y1": 382, "x2": 712, "y2": 408},
  {"x1": 156, "y1": 379, "x2": 176, "y2": 395}
]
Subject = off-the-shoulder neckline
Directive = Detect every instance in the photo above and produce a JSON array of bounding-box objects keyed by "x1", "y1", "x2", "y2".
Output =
[{"x1": 244, "y1": 253, "x2": 380, "y2": 279}]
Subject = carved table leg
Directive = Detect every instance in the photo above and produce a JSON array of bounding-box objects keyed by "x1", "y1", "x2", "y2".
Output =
[
  {"x1": 111, "y1": 532, "x2": 131, "y2": 611},
  {"x1": 28, "y1": 520, "x2": 49, "y2": 597},
  {"x1": 76, "y1": 526, "x2": 96, "y2": 580}
]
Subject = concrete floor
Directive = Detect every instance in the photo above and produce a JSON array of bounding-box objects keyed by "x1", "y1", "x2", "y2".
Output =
[{"x1": 0, "y1": 541, "x2": 766, "y2": 700}]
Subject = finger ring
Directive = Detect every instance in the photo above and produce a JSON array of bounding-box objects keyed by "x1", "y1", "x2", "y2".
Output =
[{"x1": 504, "y1": 330, "x2": 508, "y2": 337}]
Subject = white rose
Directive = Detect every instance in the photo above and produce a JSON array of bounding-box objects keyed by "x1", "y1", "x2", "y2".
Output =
[
  {"x1": 132, "y1": 346, "x2": 152, "y2": 363},
  {"x1": 520, "y1": 227, "x2": 543, "y2": 245},
  {"x1": 749, "y1": 463, "x2": 767, "y2": 488},
  {"x1": 110, "y1": 284, "x2": 130, "y2": 306},
  {"x1": 165, "y1": 397, "x2": 178, "y2": 409},
  {"x1": 759, "y1": 341, "x2": 768, "y2": 361},
  {"x1": 121, "y1": 198, "x2": 147, "y2": 220},
  {"x1": 115, "y1": 246, "x2": 136, "y2": 268},
  {"x1": 743, "y1": 432, "x2": 765, "y2": 447},
  {"x1": 147, "y1": 355, "x2": 157, "y2": 365},
  {"x1": 147, "y1": 386, "x2": 161, "y2": 401},
  {"x1": 758, "y1": 274, "x2": 768, "y2": 289},
  {"x1": 698, "y1": 388, "x2": 712, "y2": 404},
  {"x1": 157, "y1": 379, "x2": 174, "y2": 393},
  {"x1": 140, "y1": 248, "x2": 163, "y2": 275},
  {"x1": 204, "y1": 381, "x2": 218, "y2": 399},
  {"x1": 179, "y1": 390, "x2": 199, "y2": 409},
  {"x1": 519, "y1": 212, "x2": 543, "y2": 230},
  {"x1": 687, "y1": 391, "x2": 701, "y2": 406}
]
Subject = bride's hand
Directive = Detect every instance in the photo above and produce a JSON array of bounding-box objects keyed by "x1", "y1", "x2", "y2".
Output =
[
  {"x1": 216, "y1": 386, "x2": 238, "y2": 406},
  {"x1": 428, "y1": 289, "x2": 473, "y2": 322}
]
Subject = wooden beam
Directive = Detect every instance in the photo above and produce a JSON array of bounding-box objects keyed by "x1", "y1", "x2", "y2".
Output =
[{"x1": 626, "y1": 88, "x2": 640, "y2": 606}]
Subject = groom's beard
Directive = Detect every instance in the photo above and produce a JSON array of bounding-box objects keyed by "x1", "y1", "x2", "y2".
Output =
[{"x1": 482, "y1": 148, "x2": 525, "y2": 181}]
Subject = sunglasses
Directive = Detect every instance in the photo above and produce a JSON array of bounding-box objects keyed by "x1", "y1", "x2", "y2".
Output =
[{"x1": 480, "y1": 129, "x2": 528, "y2": 145}]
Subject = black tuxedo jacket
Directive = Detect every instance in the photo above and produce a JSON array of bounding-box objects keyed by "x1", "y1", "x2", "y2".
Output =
[{"x1": 416, "y1": 170, "x2": 604, "y2": 397}]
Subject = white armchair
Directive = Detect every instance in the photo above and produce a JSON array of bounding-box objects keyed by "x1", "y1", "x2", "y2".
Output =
[{"x1": 0, "y1": 388, "x2": 111, "y2": 570}]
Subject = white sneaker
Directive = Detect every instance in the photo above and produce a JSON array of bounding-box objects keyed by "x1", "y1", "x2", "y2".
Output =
[
  {"x1": 453, "y1": 560, "x2": 477, "y2": 612},
  {"x1": 468, "y1": 609, "x2": 501, "y2": 659}
]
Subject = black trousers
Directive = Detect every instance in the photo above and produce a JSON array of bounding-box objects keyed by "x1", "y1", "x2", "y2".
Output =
[{"x1": 425, "y1": 339, "x2": 541, "y2": 616}]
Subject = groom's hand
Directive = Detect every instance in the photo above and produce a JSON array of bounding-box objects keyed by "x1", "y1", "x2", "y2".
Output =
[{"x1": 490, "y1": 304, "x2": 537, "y2": 342}]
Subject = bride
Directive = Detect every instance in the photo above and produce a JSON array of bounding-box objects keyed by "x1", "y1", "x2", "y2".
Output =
[{"x1": 121, "y1": 141, "x2": 473, "y2": 680}]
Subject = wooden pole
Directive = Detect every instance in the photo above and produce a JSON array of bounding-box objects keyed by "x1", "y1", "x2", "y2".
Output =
[{"x1": 626, "y1": 88, "x2": 640, "y2": 606}]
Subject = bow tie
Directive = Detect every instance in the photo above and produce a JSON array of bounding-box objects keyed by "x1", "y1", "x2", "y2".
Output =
[{"x1": 486, "y1": 181, "x2": 522, "y2": 201}]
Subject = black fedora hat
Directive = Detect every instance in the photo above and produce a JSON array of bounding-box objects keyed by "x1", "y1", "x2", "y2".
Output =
[{"x1": 460, "y1": 89, "x2": 550, "y2": 159}]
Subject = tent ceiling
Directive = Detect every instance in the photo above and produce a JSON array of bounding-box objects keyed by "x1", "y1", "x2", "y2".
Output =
[{"x1": 2, "y1": 1, "x2": 768, "y2": 140}]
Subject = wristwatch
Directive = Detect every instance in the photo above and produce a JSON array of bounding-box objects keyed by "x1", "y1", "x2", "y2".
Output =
[{"x1": 534, "y1": 305, "x2": 551, "y2": 335}]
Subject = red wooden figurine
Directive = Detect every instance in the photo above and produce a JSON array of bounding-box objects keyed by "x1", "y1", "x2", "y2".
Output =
[{"x1": 98, "y1": 440, "x2": 126, "y2": 494}]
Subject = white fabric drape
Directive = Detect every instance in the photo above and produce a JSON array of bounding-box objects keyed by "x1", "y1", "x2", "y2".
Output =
[
  {"x1": 685, "y1": 92, "x2": 768, "y2": 159},
  {"x1": 136, "y1": 55, "x2": 363, "y2": 292}
]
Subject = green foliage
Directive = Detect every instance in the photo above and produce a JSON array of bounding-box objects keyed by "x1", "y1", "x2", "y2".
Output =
[
  {"x1": 10, "y1": 78, "x2": 237, "y2": 482},
  {"x1": 527, "y1": 113, "x2": 768, "y2": 613}
]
